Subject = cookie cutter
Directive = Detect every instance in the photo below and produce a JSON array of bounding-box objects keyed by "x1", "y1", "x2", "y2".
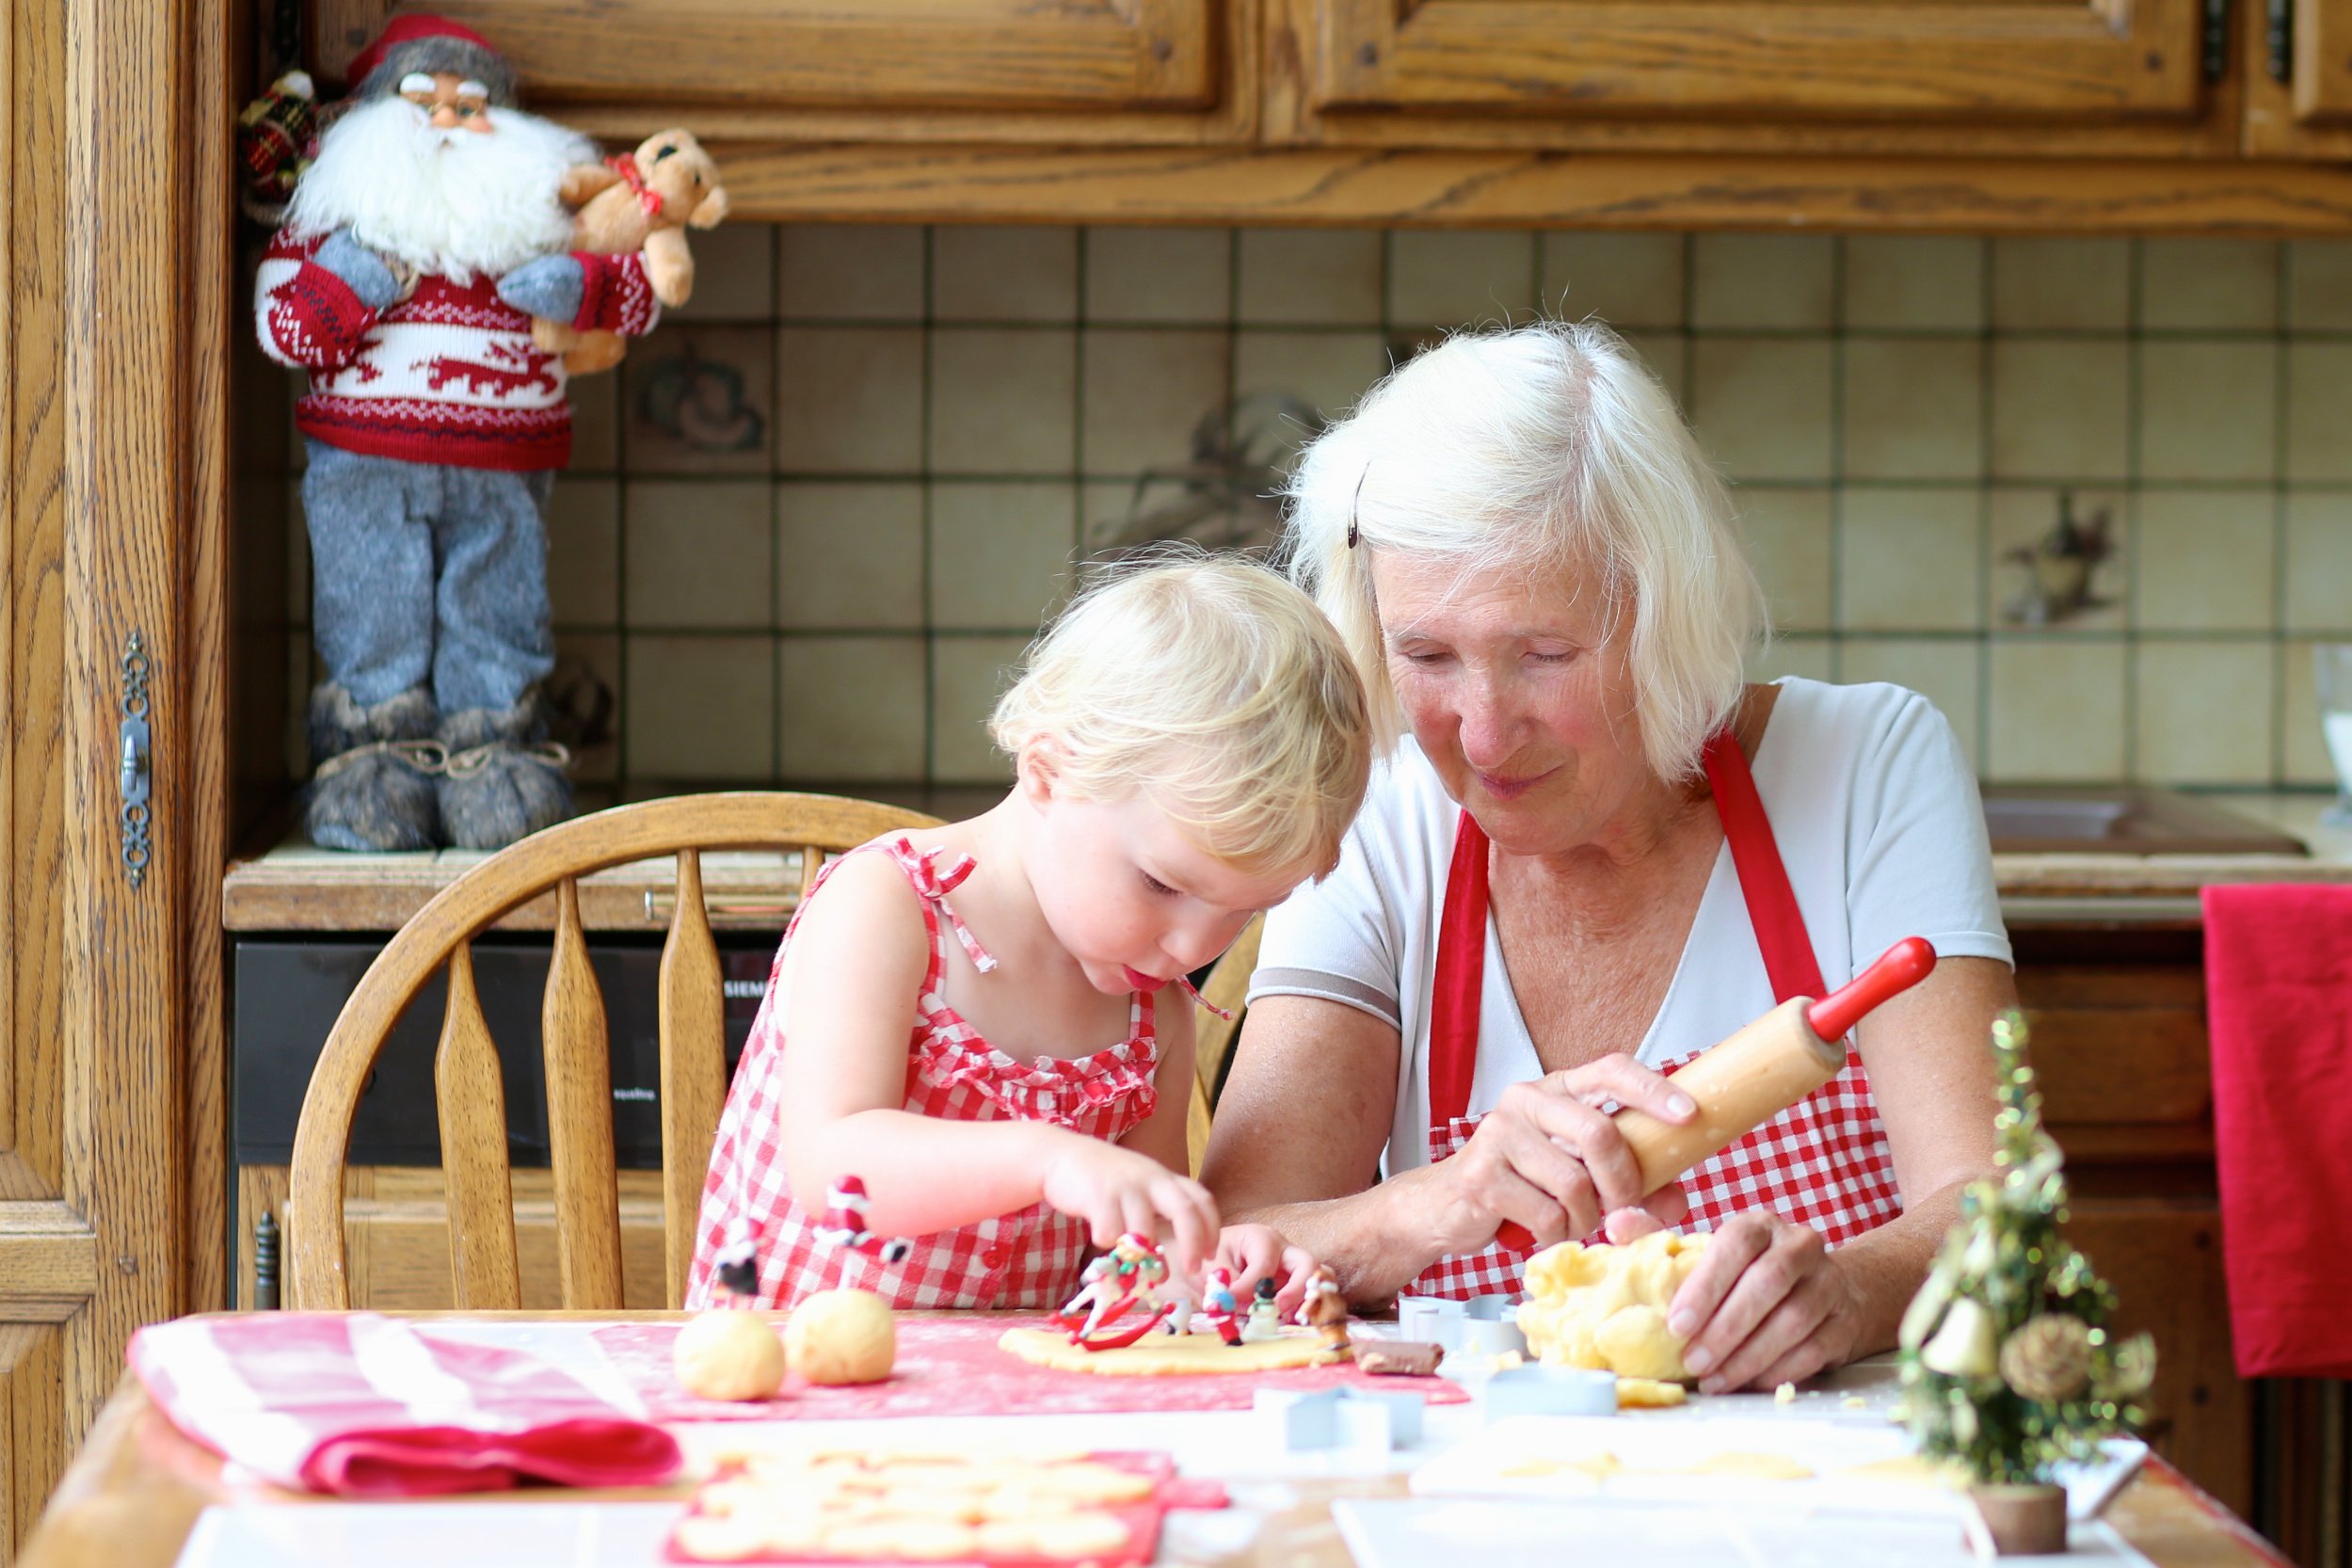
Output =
[
  {"x1": 1254, "y1": 1385, "x2": 1427, "y2": 1450},
  {"x1": 1481, "y1": 1363, "x2": 1620, "y2": 1420},
  {"x1": 1396, "y1": 1293, "x2": 1528, "y2": 1360}
]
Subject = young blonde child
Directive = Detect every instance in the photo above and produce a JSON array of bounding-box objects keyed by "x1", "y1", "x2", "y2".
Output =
[{"x1": 685, "y1": 555, "x2": 1372, "y2": 1315}]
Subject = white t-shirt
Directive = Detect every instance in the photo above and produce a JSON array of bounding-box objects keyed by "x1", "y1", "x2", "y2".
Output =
[{"x1": 1249, "y1": 678, "x2": 2013, "y2": 1178}]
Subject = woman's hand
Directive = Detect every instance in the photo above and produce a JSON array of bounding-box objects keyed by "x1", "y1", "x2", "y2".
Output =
[
  {"x1": 1040, "y1": 1138, "x2": 1221, "y2": 1279},
  {"x1": 1412, "y1": 1053, "x2": 1696, "y2": 1254},
  {"x1": 1608, "y1": 1208, "x2": 1864, "y2": 1392},
  {"x1": 1213, "y1": 1224, "x2": 1318, "y2": 1319}
]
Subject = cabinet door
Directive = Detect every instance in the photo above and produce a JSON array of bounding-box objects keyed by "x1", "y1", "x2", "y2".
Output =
[
  {"x1": 2246, "y1": 0, "x2": 2352, "y2": 155},
  {"x1": 1308, "y1": 0, "x2": 2209, "y2": 120},
  {"x1": 317, "y1": 1, "x2": 1232, "y2": 138}
]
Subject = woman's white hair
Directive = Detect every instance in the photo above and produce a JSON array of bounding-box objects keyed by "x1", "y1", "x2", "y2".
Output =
[{"x1": 1283, "y1": 320, "x2": 1767, "y2": 783}]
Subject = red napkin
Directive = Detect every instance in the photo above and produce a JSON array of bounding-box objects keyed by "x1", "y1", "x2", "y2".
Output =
[
  {"x1": 128, "y1": 1313, "x2": 680, "y2": 1496},
  {"x1": 2201, "y1": 884, "x2": 2352, "y2": 1379}
]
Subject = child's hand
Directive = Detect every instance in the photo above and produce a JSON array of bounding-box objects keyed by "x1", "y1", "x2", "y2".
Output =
[
  {"x1": 1041, "y1": 1140, "x2": 1220, "y2": 1279},
  {"x1": 1215, "y1": 1224, "x2": 1319, "y2": 1320}
]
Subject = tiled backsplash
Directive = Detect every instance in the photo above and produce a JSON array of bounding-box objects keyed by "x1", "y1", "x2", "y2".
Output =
[{"x1": 277, "y1": 227, "x2": 2352, "y2": 793}]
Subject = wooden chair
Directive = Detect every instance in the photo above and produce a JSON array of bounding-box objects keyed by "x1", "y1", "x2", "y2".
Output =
[
  {"x1": 285, "y1": 792, "x2": 938, "y2": 1312},
  {"x1": 1186, "y1": 912, "x2": 1262, "y2": 1176}
]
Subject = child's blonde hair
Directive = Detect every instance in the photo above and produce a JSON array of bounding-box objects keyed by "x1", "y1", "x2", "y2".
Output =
[{"x1": 990, "y1": 552, "x2": 1371, "y2": 878}]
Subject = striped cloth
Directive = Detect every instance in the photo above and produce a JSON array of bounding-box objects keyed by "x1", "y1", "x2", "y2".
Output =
[{"x1": 127, "y1": 1313, "x2": 679, "y2": 1496}]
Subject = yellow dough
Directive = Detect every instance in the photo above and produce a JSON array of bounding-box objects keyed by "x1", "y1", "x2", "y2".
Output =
[
  {"x1": 1517, "y1": 1231, "x2": 1708, "y2": 1381},
  {"x1": 785, "y1": 1288, "x2": 897, "y2": 1385},
  {"x1": 1679, "y1": 1451, "x2": 1818, "y2": 1480},
  {"x1": 672, "y1": 1309, "x2": 788, "y2": 1401},
  {"x1": 998, "y1": 1325, "x2": 1330, "y2": 1375},
  {"x1": 1612, "y1": 1376, "x2": 1687, "y2": 1409}
]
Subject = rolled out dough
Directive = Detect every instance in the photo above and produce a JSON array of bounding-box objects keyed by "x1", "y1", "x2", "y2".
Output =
[{"x1": 999, "y1": 1326, "x2": 1333, "y2": 1375}]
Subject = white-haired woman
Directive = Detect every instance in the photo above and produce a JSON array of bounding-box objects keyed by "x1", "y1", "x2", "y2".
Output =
[{"x1": 1202, "y1": 321, "x2": 2016, "y2": 1394}]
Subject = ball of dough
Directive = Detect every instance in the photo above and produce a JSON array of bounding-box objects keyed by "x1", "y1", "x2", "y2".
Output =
[
  {"x1": 673, "y1": 1308, "x2": 787, "y2": 1400},
  {"x1": 784, "y1": 1288, "x2": 897, "y2": 1384},
  {"x1": 1515, "y1": 1230, "x2": 1709, "y2": 1381}
]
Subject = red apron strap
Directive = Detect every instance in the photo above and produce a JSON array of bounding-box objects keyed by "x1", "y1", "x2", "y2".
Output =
[
  {"x1": 1428, "y1": 810, "x2": 1490, "y2": 1127},
  {"x1": 1701, "y1": 728, "x2": 1825, "y2": 1005}
]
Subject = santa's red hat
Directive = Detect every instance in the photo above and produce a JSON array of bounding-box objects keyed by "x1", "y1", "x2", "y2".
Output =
[{"x1": 345, "y1": 15, "x2": 517, "y2": 105}]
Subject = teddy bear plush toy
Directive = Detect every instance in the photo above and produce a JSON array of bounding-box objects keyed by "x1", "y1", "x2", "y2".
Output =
[
  {"x1": 255, "y1": 15, "x2": 666, "y2": 852},
  {"x1": 536, "y1": 129, "x2": 729, "y2": 375}
]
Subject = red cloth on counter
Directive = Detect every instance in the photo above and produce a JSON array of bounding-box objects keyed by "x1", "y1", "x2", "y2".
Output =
[
  {"x1": 128, "y1": 1313, "x2": 680, "y2": 1496},
  {"x1": 2201, "y1": 884, "x2": 2352, "y2": 1379}
]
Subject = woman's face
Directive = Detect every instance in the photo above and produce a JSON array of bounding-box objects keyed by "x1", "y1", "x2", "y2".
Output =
[{"x1": 1370, "y1": 548, "x2": 1653, "y2": 855}]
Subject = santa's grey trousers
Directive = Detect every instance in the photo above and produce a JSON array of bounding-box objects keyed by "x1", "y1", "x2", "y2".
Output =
[{"x1": 302, "y1": 440, "x2": 557, "y2": 715}]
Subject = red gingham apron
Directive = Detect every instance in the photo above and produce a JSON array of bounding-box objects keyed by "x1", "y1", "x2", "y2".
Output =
[
  {"x1": 1408, "y1": 728, "x2": 1904, "y2": 1302},
  {"x1": 685, "y1": 836, "x2": 1164, "y2": 1311}
]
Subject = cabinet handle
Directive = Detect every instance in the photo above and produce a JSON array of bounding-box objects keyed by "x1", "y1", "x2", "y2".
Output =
[
  {"x1": 253, "y1": 1208, "x2": 280, "y2": 1310},
  {"x1": 2267, "y1": 0, "x2": 2293, "y2": 82},
  {"x1": 119, "y1": 630, "x2": 152, "y2": 888},
  {"x1": 2202, "y1": 0, "x2": 2230, "y2": 83}
]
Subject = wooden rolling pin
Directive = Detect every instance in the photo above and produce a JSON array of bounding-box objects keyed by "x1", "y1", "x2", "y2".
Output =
[{"x1": 1494, "y1": 936, "x2": 1938, "y2": 1253}]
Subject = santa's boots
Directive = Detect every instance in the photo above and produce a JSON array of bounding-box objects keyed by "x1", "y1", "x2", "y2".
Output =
[
  {"x1": 305, "y1": 683, "x2": 440, "y2": 852},
  {"x1": 436, "y1": 694, "x2": 573, "y2": 851}
]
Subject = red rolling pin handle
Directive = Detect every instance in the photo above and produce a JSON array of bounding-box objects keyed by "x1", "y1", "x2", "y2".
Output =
[{"x1": 1488, "y1": 936, "x2": 1939, "y2": 1256}]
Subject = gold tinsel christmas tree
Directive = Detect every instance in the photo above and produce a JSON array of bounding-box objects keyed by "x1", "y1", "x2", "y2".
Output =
[{"x1": 1898, "y1": 1011, "x2": 2155, "y2": 1485}]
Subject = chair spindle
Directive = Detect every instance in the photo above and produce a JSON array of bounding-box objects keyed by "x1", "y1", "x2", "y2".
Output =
[
  {"x1": 544, "y1": 877, "x2": 624, "y2": 1307},
  {"x1": 659, "y1": 848, "x2": 728, "y2": 1307},
  {"x1": 436, "y1": 943, "x2": 522, "y2": 1307}
]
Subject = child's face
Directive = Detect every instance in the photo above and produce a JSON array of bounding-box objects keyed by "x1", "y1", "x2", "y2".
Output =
[{"x1": 1028, "y1": 783, "x2": 1303, "y2": 999}]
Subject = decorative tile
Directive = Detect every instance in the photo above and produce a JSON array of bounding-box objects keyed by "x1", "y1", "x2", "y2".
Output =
[
  {"x1": 1841, "y1": 339, "x2": 1982, "y2": 481},
  {"x1": 1735, "y1": 487, "x2": 1832, "y2": 632},
  {"x1": 2287, "y1": 241, "x2": 2352, "y2": 330},
  {"x1": 624, "y1": 480, "x2": 772, "y2": 630},
  {"x1": 933, "y1": 227, "x2": 1079, "y2": 322},
  {"x1": 1238, "y1": 230, "x2": 1384, "y2": 326},
  {"x1": 1985, "y1": 638, "x2": 2126, "y2": 781},
  {"x1": 929, "y1": 328, "x2": 1077, "y2": 474},
  {"x1": 1085, "y1": 228, "x2": 1231, "y2": 323},
  {"x1": 1990, "y1": 238, "x2": 2130, "y2": 330},
  {"x1": 667, "y1": 223, "x2": 776, "y2": 322},
  {"x1": 776, "y1": 224, "x2": 925, "y2": 321},
  {"x1": 1232, "y1": 330, "x2": 1390, "y2": 431},
  {"x1": 621, "y1": 325, "x2": 774, "y2": 475},
  {"x1": 567, "y1": 364, "x2": 620, "y2": 472},
  {"x1": 1986, "y1": 488, "x2": 2127, "y2": 633},
  {"x1": 546, "y1": 478, "x2": 619, "y2": 628},
  {"x1": 1539, "y1": 233, "x2": 1687, "y2": 328},
  {"x1": 1690, "y1": 234, "x2": 1834, "y2": 330},
  {"x1": 776, "y1": 481, "x2": 926, "y2": 632},
  {"x1": 1620, "y1": 329, "x2": 1688, "y2": 410},
  {"x1": 1843, "y1": 236, "x2": 1985, "y2": 332},
  {"x1": 2286, "y1": 343, "x2": 2352, "y2": 483},
  {"x1": 778, "y1": 634, "x2": 928, "y2": 782},
  {"x1": 1688, "y1": 338, "x2": 1833, "y2": 482},
  {"x1": 2282, "y1": 638, "x2": 2345, "y2": 787},
  {"x1": 2139, "y1": 341, "x2": 2278, "y2": 484},
  {"x1": 931, "y1": 633, "x2": 1032, "y2": 781},
  {"x1": 624, "y1": 634, "x2": 776, "y2": 781},
  {"x1": 551, "y1": 631, "x2": 621, "y2": 782},
  {"x1": 928, "y1": 481, "x2": 1079, "y2": 632},
  {"x1": 1080, "y1": 328, "x2": 1231, "y2": 476},
  {"x1": 1748, "y1": 634, "x2": 1832, "y2": 684},
  {"x1": 775, "y1": 327, "x2": 925, "y2": 474},
  {"x1": 1837, "y1": 488, "x2": 1982, "y2": 632},
  {"x1": 2284, "y1": 491, "x2": 2352, "y2": 633},
  {"x1": 1835, "y1": 637, "x2": 1982, "y2": 773},
  {"x1": 1386, "y1": 232, "x2": 1537, "y2": 330},
  {"x1": 2140, "y1": 239, "x2": 2279, "y2": 331},
  {"x1": 1988, "y1": 339, "x2": 2130, "y2": 481},
  {"x1": 2133, "y1": 640, "x2": 2274, "y2": 785},
  {"x1": 2134, "y1": 489, "x2": 2275, "y2": 632}
]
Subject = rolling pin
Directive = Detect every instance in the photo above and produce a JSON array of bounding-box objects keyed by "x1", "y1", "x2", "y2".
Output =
[{"x1": 1493, "y1": 936, "x2": 1938, "y2": 1253}]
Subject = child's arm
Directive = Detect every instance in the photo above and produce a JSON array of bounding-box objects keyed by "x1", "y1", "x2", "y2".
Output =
[{"x1": 770, "y1": 856, "x2": 1215, "y2": 1270}]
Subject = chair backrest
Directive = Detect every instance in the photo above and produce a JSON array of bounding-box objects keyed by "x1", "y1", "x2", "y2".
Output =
[
  {"x1": 1186, "y1": 912, "x2": 1262, "y2": 1176},
  {"x1": 284, "y1": 792, "x2": 938, "y2": 1312}
]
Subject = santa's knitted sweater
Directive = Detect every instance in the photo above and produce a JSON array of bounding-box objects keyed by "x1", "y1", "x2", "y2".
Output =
[{"x1": 256, "y1": 231, "x2": 659, "y2": 471}]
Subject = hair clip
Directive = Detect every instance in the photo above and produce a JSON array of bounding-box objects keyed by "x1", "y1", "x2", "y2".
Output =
[{"x1": 1347, "y1": 467, "x2": 1368, "y2": 550}]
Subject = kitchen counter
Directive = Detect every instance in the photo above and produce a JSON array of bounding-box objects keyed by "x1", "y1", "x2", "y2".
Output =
[{"x1": 1994, "y1": 792, "x2": 2352, "y2": 923}]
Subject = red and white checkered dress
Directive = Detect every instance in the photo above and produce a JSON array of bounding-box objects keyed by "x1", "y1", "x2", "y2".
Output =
[
  {"x1": 1408, "y1": 731, "x2": 1905, "y2": 1303},
  {"x1": 684, "y1": 836, "x2": 1163, "y2": 1311}
]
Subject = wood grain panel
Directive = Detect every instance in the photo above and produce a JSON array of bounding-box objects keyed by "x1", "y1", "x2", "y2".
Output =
[
  {"x1": 1311, "y1": 0, "x2": 2208, "y2": 120},
  {"x1": 434, "y1": 947, "x2": 520, "y2": 1310},
  {"x1": 2293, "y1": 0, "x2": 2352, "y2": 123},
  {"x1": 712, "y1": 142, "x2": 2352, "y2": 233},
  {"x1": 2242, "y1": 0, "x2": 2352, "y2": 159},
  {"x1": 0, "y1": 1324, "x2": 65, "y2": 1561}
]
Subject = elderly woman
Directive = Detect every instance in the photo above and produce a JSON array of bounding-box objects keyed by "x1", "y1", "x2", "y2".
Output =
[{"x1": 1203, "y1": 321, "x2": 2016, "y2": 1395}]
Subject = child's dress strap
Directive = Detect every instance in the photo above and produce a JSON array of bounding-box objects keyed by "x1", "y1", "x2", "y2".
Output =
[{"x1": 805, "y1": 836, "x2": 998, "y2": 994}]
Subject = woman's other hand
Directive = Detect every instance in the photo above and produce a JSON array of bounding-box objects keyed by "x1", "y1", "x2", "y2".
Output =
[
  {"x1": 1416, "y1": 1052, "x2": 1696, "y2": 1252},
  {"x1": 1606, "y1": 1208, "x2": 1863, "y2": 1393},
  {"x1": 1213, "y1": 1224, "x2": 1318, "y2": 1319}
]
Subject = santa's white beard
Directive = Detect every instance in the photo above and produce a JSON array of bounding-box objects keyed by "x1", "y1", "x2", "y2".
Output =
[{"x1": 285, "y1": 94, "x2": 592, "y2": 284}]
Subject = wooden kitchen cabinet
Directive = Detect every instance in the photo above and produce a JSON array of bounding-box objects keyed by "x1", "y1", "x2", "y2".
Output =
[{"x1": 2245, "y1": 0, "x2": 2352, "y2": 155}]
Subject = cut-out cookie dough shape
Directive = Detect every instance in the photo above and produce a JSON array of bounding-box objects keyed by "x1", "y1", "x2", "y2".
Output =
[
  {"x1": 1000, "y1": 1325, "x2": 1331, "y2": 1376},
  {"x1": 1516, "y1": 1231, "x2": 1709, "y2": 1382}
]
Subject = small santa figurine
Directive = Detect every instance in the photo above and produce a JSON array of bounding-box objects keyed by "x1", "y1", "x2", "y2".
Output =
[
  {"x1": 255, "y1": 15, "x2": 661, "y2": 853},
  {"x1": 809, "y1": 1176, "x2": 913, "y2": 1263}
]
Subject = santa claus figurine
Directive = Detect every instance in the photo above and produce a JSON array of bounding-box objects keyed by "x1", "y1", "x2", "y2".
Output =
[
  {"x1": 256, "y1": 15, "x2": 661, "y2": 851},
  {"x1": 809, "y1": 1176, "x2": 914, "y2": 1263}
]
